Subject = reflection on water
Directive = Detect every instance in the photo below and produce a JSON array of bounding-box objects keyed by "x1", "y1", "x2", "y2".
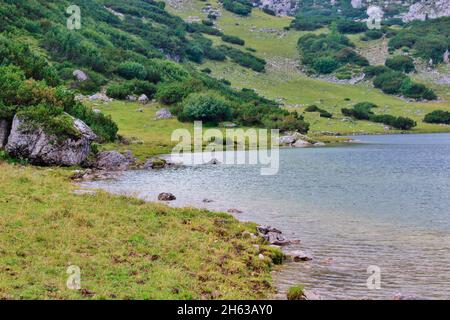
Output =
[{"x1": 83, "y1": 133, "x2": 450, "y2": 299}]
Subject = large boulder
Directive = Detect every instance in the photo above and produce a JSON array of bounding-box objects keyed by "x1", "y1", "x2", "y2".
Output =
[
  {"x1": 5, "y1": 115, "x2": 96, "y2": 166},
  {"x1": 88, "y1": 93, "x2": 112, "y2": 103},
  {"x1": 73, "y1": 70, "x2": 88, "y2": 82},
  {"x1": 155, "y1": 108, "x2": 173, "y2": 119},
  {"x1": 93, "y1": 151, "x2": 129, "y2": 171},
  {"x1": 0, "y1": 119, "x2": 10, "y2": 148}
]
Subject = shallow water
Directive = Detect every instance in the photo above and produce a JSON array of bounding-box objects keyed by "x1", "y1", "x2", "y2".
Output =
[{"x1": 84, "y1": 133, "x2": 450, "y2": 299}]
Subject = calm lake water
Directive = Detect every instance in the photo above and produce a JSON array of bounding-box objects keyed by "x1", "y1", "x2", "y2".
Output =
[{"x1": 84, "y1": 133, "x2": 450, "y2": 299}]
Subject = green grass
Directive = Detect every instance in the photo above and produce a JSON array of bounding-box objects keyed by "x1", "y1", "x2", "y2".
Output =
[
  {"x1": 0, "y1": 162, "x2": 278, "y2": 299},
  {"x1": 86, "y1": 100, "x2": 193, "y2": 159},
  {"x1": 167, "y1": 0, "x2": 450, "y2": 135}
]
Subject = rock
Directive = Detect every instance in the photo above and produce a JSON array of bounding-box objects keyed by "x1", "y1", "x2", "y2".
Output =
[
  {"x1": 292, "y1": 139, "x2": 311, "y2": 148},
  {"x1": 138, "y1": 94, "x2": 149, "y2": 104},
  {"x1": 92, "y1": 109, "x2": 101, "y2": 114},
  {"x1": 207, "y1": 158, "x2": 220, "y2": 165},
  {"x1": 313, "y1": 142, "x2": 326, "y2": 147},
  {"x1": 126, "y1": 95, "x2": 137, "y2": 102},
  {"x1": 89, "y1": 93, "x2": 112, "y2": 102},
  {"x1": 402, "y1": 0, "x2": 450, "y2": 22},
  {"x1": 278, "y1": 135, "x2": 296, "y2": 145},
  {"x1": 257, "y1": 225, "x2": 282, "y2": 235},
  {"x1": 266, "y1": 232, "x2": 290, "y2": 246},
  {"x1": 71, "y1": 169, "x2": 119, "y2": 181},
  {"x1": 158, "y1": 192, "x2": 176, "y2": 201},
  {"x1": 288, "y1": 250, "x2": 313, "y2": 262},
  {"x1": 5, "y1": 115, "x2": 96, "y2": 166},
  {"x1": 303, "y1": 290, "x2": 322, "y2": 300},
  {"x1": 94, "y1": 151, "x2": 129, "y2": 171},
  {"x1": 227, "y1": 208, "x2": 243, "y2": 214},
  {"x1": 258, "y1": 254, "x2": 265, "y2": 261},
  {"x1": 123, "y1": 150, "x2": 136, "y2": 165},
  {"x1": 73, "y1": 70, "x2": 88, "y2": 82},
  {"x1": 155, "y1": 108, "x2": 173, "y2": 119},
  {"x1": 256, "y1": 0, "x2": 299, "y2": 16},
  {"x1": 257, "y1": 225, "x2": 290, "y2": 245},
  {"x1": 222, "y1": 123, "x2": 238, "y2": 128},
  {"x1": 0, "y1": 119, "x2": 11, "y2": 148},
  {"x1": 143, "y1": 157, "x2": 167, "y2": 169}
]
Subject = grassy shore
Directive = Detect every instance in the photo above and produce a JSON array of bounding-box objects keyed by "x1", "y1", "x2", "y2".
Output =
[{"x1": 0, "y1": 161, "x2": 280, "y2": 299}]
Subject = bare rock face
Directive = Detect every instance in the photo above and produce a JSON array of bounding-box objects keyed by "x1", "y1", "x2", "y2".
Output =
[
  {"x1": 5, "y1": 115, "x2": 96, "y2": 166},
  {"x1": 402, "y1": 0, "x2": 450, "y2": 22},
  {"x1": 93, "y1": 151, "x2": 129, "y2": 171},
  {"x1": 0, "y1": 119, "x2": 11, "y2": 148},
  {"x1": 257, "y1": 0, "x2": 299, "y2": 16}
]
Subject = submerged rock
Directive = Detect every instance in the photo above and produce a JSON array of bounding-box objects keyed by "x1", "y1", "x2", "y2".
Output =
[
  {"x1": 158, "y1": 192, "x2": 176, "y2": 201},
  {"x1": 6, "y1": 115, "x2": 96, "y2": 166},
  {"x1": 288, "y1": 250, "x2": 313, "y2": 262},
  {"x1": 143, "y1": 157, "x2": 167, "y2": 169}
]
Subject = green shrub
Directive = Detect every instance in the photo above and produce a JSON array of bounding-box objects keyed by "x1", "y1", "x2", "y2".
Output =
[
  {"x1": 117, "y1": 61, "x2": 147, "y2": 80},
  {"x1": 304, "y1": 105, "x2": 332, "y2": 118},
  {"x1": 221, "y1": 34, "x2": 245, "y2": 46},
  {"x1": 385, "y1": 56, "x2": 415, "y2": 73},
  {"x1": 400, "y1": 78, "x2": 436, "y2": 100},
  {"x1": 106, "y1": 82, "x2": 134, "y2": 99},
  {"x1": 363, "y1": 30, "x2": 384, "y2": 40},
  {"x1": 181, "y1": 93, "x2": 232, "y2": 124},
  {"x1": 156, "y1": 80, "x2": 201, "y2": 105},
  {"x1": 218, "y1": 45, "x2": 266, "y2": 72},
  {"x1": 263, "y1": 112, "x2": 309, "y2": 134},
  {"x1": 363, "y1": 65, "x2": 391, "y2": 78},
  {"x1": 312, "y1": 57, "x2": 339, "y2": 74},
  {"x1": 287, "y1": 285, "x2": 305, "y2": 300},
  {"x1": 334, "y1": 48, "x2": 369, "y2": 66},
  {"x1": 221, "y1": 0, "x2": 252, "y2": 16},
  {"x1": 424, "y1": 110, "x2": 450, "y2": 124},
  {"x1": 336, "y1": 19, "x2": 367, "y2": 34},
  {"x1": 373, "y1": 71, "x2": 406, "y2": 94}
]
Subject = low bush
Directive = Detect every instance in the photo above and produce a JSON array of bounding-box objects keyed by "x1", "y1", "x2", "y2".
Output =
[
  {"x1": 221, "y1": 34, "x2": 245, "y2": 46},
  {"x1": 424, "y1": 110, "x2": 450, "y2": 124},
  {"x1": 117, "y1": 61, "x2": 147, "y2": 80},
  {"x1": 262, "y1": 112, "x2": 309, "y2": 134},
  {"x1": 180, "y1": 93, "x2": 232, "y2": 124},
  {"x1": 385, "y1": 56, "x2": 415, "y2": 73}
]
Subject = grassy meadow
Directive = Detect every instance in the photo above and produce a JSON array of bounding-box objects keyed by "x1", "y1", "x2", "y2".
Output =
[{"x1": 0, "y1": 162, "x2": 279, "y2": 299}]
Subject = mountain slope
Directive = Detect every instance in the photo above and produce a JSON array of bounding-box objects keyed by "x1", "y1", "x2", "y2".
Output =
[{"x1": 166, "y1": 0, "x2": 450, "y2": 134}]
